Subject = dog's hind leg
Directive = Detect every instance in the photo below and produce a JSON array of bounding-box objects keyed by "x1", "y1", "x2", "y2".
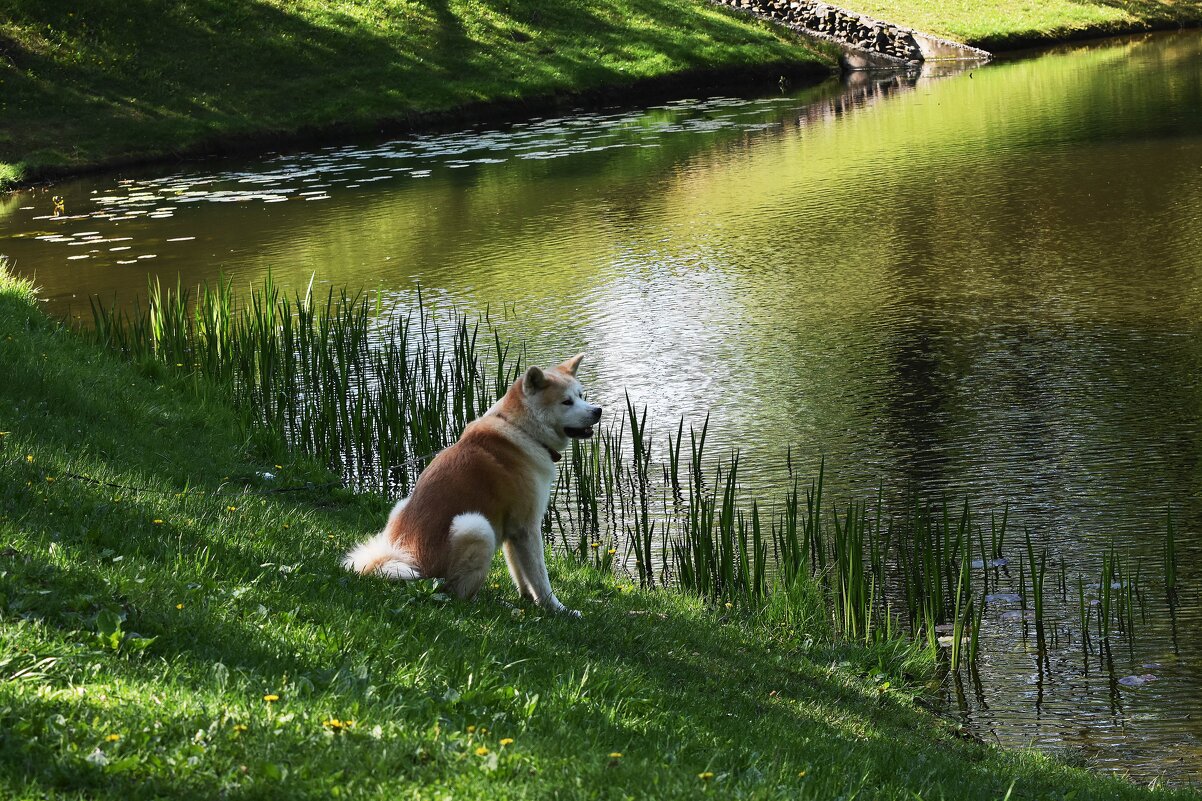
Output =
[{"x1": 445, "y1": 513, "x2": 497, "y2": 600}]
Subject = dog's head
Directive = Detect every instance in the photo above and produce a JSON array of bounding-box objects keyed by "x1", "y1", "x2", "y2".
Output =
[{"x1": 520, "y1": 354, "x2": 603, "y2": 447}]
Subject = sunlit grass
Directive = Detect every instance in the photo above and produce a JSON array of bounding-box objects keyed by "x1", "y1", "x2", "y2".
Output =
[{"x1": 846, "y1": 0, "x2": 1202, "y2": 46}]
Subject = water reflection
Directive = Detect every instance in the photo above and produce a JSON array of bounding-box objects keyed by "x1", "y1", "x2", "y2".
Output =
[{"x1": 4, "y1": 30, "x2": 1202, "y2": 786}]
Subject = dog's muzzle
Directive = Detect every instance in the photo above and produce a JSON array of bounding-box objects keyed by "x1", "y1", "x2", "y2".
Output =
[{"x1": 565, "y1": 405, "x2": 603, "y2": 439}]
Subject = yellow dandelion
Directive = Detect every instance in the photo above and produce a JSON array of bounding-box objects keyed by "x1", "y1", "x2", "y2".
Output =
[
  {"x1": 466, "y1": 725, "x2": 477, "y2": 733},
  {"x1": 233, "y1": 723, "x2": 248, "y2": 732},
  {"x1": 275, "y1": 465, "x2": 283, "y2": 470},
  {"x1": 590, "y1": 542, "x2": 600, "y2": 548},
  {"x1": 45, "y1": 476, "x2": 55, "y2": 482},
  {"x1": 226, "y1": 505, "x2": 238, "y2": 512},
  {"x1": 105, "y1": 733, "x2": 121, "y2": 742},
  {"x1": 263, "y1": 694, "x2": 280, "y2": 702},
  {"x1": 607, "y1": 548, "x2": 617, "y2": 555},
  {"x1": 25, "y1": 455, "x2": 33, "y2": 463},
  {"x1": 698, "y1": 771, "x2": 715, "y2": 781},
  {"x1": 323, "y1": 718, "x2": 350, "y2": 731},
  {"x1": 500, "y1": 738, "x2": 514, "y2": 746},
  {"x1": 175, "y1": 603, "x2": 184, "y2": 610},
  {"x1": 153, "y1": 519, "x2": 164, "y2": 525},
  {"x1": 475, "y1": 746, "x2": 490, "y2": 756},
  {"x1": 798, "y1": 770, "x2": 807, "y2": 778},
  {"x1": 608, "y1": 752, "x2": 623, "y2": 759},
  {"x1": 283, "y1": 523, "x2": 290, "y2": 529}
]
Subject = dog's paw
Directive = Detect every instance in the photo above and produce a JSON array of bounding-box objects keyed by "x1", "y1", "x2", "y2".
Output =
[{"x1": 563, "y1": 608, "x2": 582, "y2": 619}]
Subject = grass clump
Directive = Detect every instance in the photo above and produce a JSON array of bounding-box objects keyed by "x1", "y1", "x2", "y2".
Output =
[
  {"x1": 0, "y1": 0, "x2": 830, "y2": 189},
  {"x1": 3, "y1": 264, "x2": 1201, "y2": 798}
]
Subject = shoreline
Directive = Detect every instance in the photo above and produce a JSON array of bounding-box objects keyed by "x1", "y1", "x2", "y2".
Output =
[
  {"x1": 2, "y1": 58, "x2": 833, "y2": 192},
  {"x1": 968, "y1": 18, "x2": 1198, "y2": 53},
  {"x1": 3, "y1": 13, "x2": 1199, "y2": 193}
]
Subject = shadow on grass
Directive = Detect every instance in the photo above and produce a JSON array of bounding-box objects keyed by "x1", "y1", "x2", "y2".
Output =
[{"x1": 1, "y1": 0, "x2": 818, "y2": 172}]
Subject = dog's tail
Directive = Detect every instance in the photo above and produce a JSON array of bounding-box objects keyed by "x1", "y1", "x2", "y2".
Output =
[{"x1": 341, "y1": 500, "x2": 423, "y2": 580}]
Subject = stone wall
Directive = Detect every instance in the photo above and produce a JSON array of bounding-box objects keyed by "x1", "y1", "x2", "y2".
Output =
[{"x1": 713, "y1": 0, "x2": 990, "y2": 67}]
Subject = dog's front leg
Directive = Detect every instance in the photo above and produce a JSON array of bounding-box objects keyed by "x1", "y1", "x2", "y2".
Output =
[
  {"x1": 502, "y1": 528, "x2": 579, "y2": 617},
  {"x1": 502, "y1": 540, "x2": 537, "y2": 602}
]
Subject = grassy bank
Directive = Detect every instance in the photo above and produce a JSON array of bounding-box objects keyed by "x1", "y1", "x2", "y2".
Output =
[
  {"x1": 849, "y1": 0, "x2": 1202, "y2": 50},
  {"x1": 0, "y1": 0, "x2": 831, "y2": 190},
  {"x1": 2, "y1": 267, "x2": 1199, "y2": 799},
  {"x1": 4, "y1": 2, "x2": 1201, "y2": 192}
]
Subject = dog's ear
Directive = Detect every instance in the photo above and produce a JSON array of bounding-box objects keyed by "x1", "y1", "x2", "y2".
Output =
[
  {"x1": 558, "y1": 353, "x2": 584, "y2": 377},
  {"x1": 523, "y1": 365, "x2": 549, "y2": 394}
]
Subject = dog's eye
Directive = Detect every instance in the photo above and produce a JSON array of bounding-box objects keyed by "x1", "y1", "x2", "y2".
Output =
[{"x1": 561, "y1": 398, "x2": 573, "y2": 406}]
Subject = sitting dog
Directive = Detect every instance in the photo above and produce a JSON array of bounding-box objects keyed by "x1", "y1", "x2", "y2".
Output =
[{"x1": 343, "y1": 354, "x2": 602, "y2": 615}]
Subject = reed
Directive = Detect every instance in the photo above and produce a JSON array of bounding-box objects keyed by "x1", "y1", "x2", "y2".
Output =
[
  {"x1": 1024, "y1": 530, "x2": 1048, "y2": 650},
  {"x1": 1098, "y1": 549, "x2": 1115, "y2": 642},
  {"x1": 1165, "y1": 506, "x2": 1178, "y2": 604},
  {"x1": 1077, "y1": 576, "x2": 1092, "y2": 656},
  {"x1": 85, "y1": 277, "x2": 1183, "y2": 669},
  {"x1": 949, "y1": 544, "x2": 971, "y2": 672},
  {"x1": 624, "y1": 393, "x2": 657, "y2": 588},
  {"x1": 967, "y1": 596, "x2": 984, "y2": 666}
]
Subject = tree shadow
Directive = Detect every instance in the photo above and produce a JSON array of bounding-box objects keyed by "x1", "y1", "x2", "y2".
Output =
[{"x1": 2, "y1": 0, "x2": 819, "y2": 170}]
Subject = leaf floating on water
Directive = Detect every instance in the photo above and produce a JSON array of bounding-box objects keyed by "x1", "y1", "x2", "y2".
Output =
[
  {"x1": 985, "y1": 593, "x2": 1022, "y2": 604},
  {"x1": 1118, "y1": 674, "x2": 1159, "y2": 688}
]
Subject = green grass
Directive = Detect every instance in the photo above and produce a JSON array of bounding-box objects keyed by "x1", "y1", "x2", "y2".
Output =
[
  {"x1": 0, "y1": 0, "x2": 831, "y2": 189},
  {"x1": 3, "y1": 266, "x2": 1201, "y2": 799},
  {"x1": 4, "y1": 1, "x2": 1200, "y2": 190},
  {"x1": 846, "y1": 0, "x2": 1202, "y2": 48}
]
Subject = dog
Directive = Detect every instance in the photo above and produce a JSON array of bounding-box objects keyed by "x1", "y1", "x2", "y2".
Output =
[{"x1": 342, "y1": 354, "x2": 602, "y2": 615}]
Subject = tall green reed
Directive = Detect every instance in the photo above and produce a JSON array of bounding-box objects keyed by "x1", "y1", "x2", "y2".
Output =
[{"x1": 87, "y1": 277, "x2": 1184, "y2": 668}]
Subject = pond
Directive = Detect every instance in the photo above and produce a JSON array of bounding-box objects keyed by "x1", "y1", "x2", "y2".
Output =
[{"x1": 4, "y1": 30, "x2": 1201, "y2": 786}]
